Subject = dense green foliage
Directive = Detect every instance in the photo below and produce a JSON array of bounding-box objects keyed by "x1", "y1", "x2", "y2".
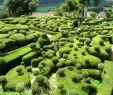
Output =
[
  {"x1": 5, "y1": 0, "x2": 38, "y2": 16},
  {"x1": 0, "y1": 16, "x2": 113, "y2": 95}
]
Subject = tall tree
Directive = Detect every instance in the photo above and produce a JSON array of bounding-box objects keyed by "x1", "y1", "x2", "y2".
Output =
[
  {"x1": 58, "y1": 0, "x2": 79, "y2": 16},
  {"x1": 5, "y1": 0, "x2": 38, "y2": 17},
  {"x1": 79, "y1": 0, "x2": 100, "y2": 20}
]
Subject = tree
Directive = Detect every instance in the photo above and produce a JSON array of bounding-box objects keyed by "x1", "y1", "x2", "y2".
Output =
[
  {"x1": 5, "y1": 0, "x2": 38, "y2": 17},
  {"x1": 79, "y1": 0, "x2": 100, "y2": 20},
  {"x1": 57, "y1": 0, "x2": 79, "y2": 16}
]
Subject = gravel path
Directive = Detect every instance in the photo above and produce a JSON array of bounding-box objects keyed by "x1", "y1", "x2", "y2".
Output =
[{"x1": 49, "y1": 73, "x2": 57, "y2": 92}]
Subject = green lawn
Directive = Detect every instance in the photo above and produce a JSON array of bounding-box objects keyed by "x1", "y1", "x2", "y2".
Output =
[{"x1": 36, "y1": 5, "x2": 59, "y2": 13}]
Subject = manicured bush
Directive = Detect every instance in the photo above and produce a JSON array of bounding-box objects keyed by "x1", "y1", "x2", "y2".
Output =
[
  {"x1": 85, "y1": 39, "x2": 91, "y2": 45},
  {"x1": 38, "y1": 33, "x2": 50, "y2": 47},
  {"x1": 26, "y1": 34, "x2": 38, "y2": 42},
  {"x1": 33, "y1": 70, "x2": 40, "y2": 76},
  {"x1": 98, "y1": 63, "x2": 104, "y2": 70},
  {"x1": 74, "y1": 47, "x2": 78, "y2": 51},
  {"x1": 19, "y1": 30, "x2": 26, "y2": 35},
  {"x1": 67, "y1": 66, "x2": 74, "y2": 71},
  {"x1": 0, "y1": 76, "x2": 6, "y2": 83},
  {"x1": 58, "y1": 69, "x2": 65, "y2": 77},
  {"x1": 68, "y1": 90, "x2": 79, "y2": 95},
  {"x1": 45, "y1": 50, "x2": 56, "y2": 58},
  {"x1": 59, "y1": 48, "x2": 70, "y2": 57},
  {"x1": 21, "y1": 62, "x2": 26, "y2": 67},
  {"x1": 65, "y1": 60, "x2": 73, "y2": 66},
  {"x1": 31, "y1": 82, "x2": 40, "y2": 95},
  {"x1": 60, "y1": 88, "x2": 67, "y2": 94},
  {"x1": 38, "y1": 64, "x2": 44, "y2": 69},
  {"x1": 9, "y1": 33, "x2": 26, "y2": 46},
  {"x1": 15, "y1": 85, "x2": 24, "y2": 92},
  {"x1": 38, "y1": 59, "x2": 54, "y2": 76},
  {"x1": 52, "y1": 56, "x2": 59, "y2": 64},
  {"x1": 76, "y1": 63, "x2": 82, "y2": 69},
  {"x1": 99, "y1": 40, "x2": 104, "y2": 45},
  {"x1": 82, "y1": 72, "x2": 89, "y2": 78},
  {"x1": 31, "y1": 57, "x2": 43, "y2": 68},
  {"x1": 69, "y1": 44, "x2": 73, "y2": 48},
  {"x1": 48, "y1": 54, "x2": 54, "y2": 58},
  {"x1": 22, "y1": 52, "x2": 37, "y2": 66},
  {"x1": 26, "y1": 66, "x2": 32, "y2": 72},
  {"x1": 81, "y1": 51, "x2": 86, "y2": 55},
  {"x1": 105, "y1": 46, "x2": 111, "y2": 53},
  {"x1": 16, "y1": 67, "x2": 22, "y2": 74},
  {"x1": 35, "y1": 75, "x2": 49, "y2": 87},
  {"x1": 30, "y1": 43, "x2": 36, "y2": 50},
  {"x1": 94, "y1": 46, "x2": 100, "y2": 52},
  {"x1": 0, "y1": 42, "x2": 6, "y2": 50},
  {"x1": 71, "y1": 74, "x2": 78, "y2": 82},
  {"x1": 58, "y1": 84, "x2": 64, "y2": 89}
]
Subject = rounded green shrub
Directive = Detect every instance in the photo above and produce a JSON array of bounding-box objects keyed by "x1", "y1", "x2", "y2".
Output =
[
  {"x1": 30, "y1": 43, "x2": 36, "y2": 50},
  {"x1": 74, "y1": 47, "x2": 78, "y2": 51},
  {"x1": 35, "y1": 75, "x2": 49, "y2": 87},
  {"x1": 38, "y1": 64, "x2": 44, "y2": 69},
  {"x1": 105, "y1": 46, "x2": 111, "y2": 53},
  {"x1": 31, "y1": 57, "x2": 43, "y2": 68},
  {"x1": 70, "y1": 40, "x2": 74, "y2": 43},
  {"x1": 33, "y1": 47, "x2": 42, "y2": 56},
  {"x1": 99, "y1": 40, "x2": 104, "y2": 45},
  {"x1": 69, "y1": 44, "x2": 73, "y2": 48},
  {"x1": 82, "y1": 72, "x2": 89, "y2": 78},
  {"x1": 98, "y1": 63, "x2": 104, "y2": 70},
  {"x1": 81, "y1": 51, "x2": 86, "y2": 55},
  {"x1": 21, "y1": 62, "x2": 26, "y2": 67},
  {"x1": 35, "y1": 75, "x2": 45, "y2": 83},
  {"x1": 38, "y1": 33, "x2": 50, "y2": 47},
  {"x1": 94, "y1": 46, "x2": 100, "y2": 52},
  {"x1": 71, "y1": 74, "x2": 78, "y2": 82},
  {"x1": 85, "y1": 39, "x2": 91, "y2": 45},
  {"x1": 0, "y1": 42, "x2": 6, "y2": 49},
  {"x1": 15, "y1": 85, "x2": 24, "y2": 92},
  {"x1": 0, "y1": 76, "x2": 6, "y2": 83},
  {"x1": 16, "y1": 67, "x2": 22, "y2": 74},
  {"x1": 45, "y1": 50, "x2": 56, "y2": 58},
  {"x1": 73, "y1": 53, "x2": 77, "y2": 56},
  {"x1": 31, "y1": 82, "x2": 39, "y2": 94},
  {"x1": 65, "y1": 60, "x2": 73, "y2": 66},
  {"x1": 26, "y1": 34, "x2": 37, "y2": 42},
  {"x1": 48, "y1": 54, "x2": 53, "y2": 58},
  {"x1": 60, "y1": 42, "x2": 65, "y2": 46},
  {"x1": 26, "y1": 66, "x2": 32, "y2": 72},
  {"x1": 33, "y1": 70, "x2": 40, "y2": 76},
  {"x1": 58, "y1": 69, "x2": 65, "y2": 77},
  {"x1": 68, "y1": 90, "x2": 79, "y2": 95},
  {"x1": 52, "y1": 56, "x2": 59, "y2": 64},
  {"x1": 19, "y1": 30, "x2": 26, "y2": 35},
  {"x1": 63, "y1": 53, "x2": 68, "y2": 59},
  {"x1": 22, "y1": 52, "x2": 37, "y2": 66},
  {"x1": 67, "y1": 66, "x2": 74, "y2": 71},
  {"x1": 77, "y1": 74, "x2": 83, "y2": 80},
  {"x1": 58, "y1": 84, "x2": 64, "y2": 89},
  {"x1": 9, "y1": 33, "x2": 26, "y2": 46},
  {"x1": 76, "y1": 63, "x2": 82, "y2": 69},
  {"x1": 60, "y1": 88, "x2": 67, "y2": 94}
]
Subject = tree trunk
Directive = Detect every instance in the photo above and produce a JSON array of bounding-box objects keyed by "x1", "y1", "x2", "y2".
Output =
[{"x1": 81, "y1": 4, "x2": 85, "y2": 21}]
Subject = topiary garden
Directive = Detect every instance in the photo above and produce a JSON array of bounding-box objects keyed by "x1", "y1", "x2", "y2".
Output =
[{"x1": 0, "y1": 16, "x2": 113, "y2": 95}]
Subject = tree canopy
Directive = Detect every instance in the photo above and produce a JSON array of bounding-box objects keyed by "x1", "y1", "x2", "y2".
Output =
[{"x1": 5, "y1": 0, "x2": 38, "y2": 17}]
